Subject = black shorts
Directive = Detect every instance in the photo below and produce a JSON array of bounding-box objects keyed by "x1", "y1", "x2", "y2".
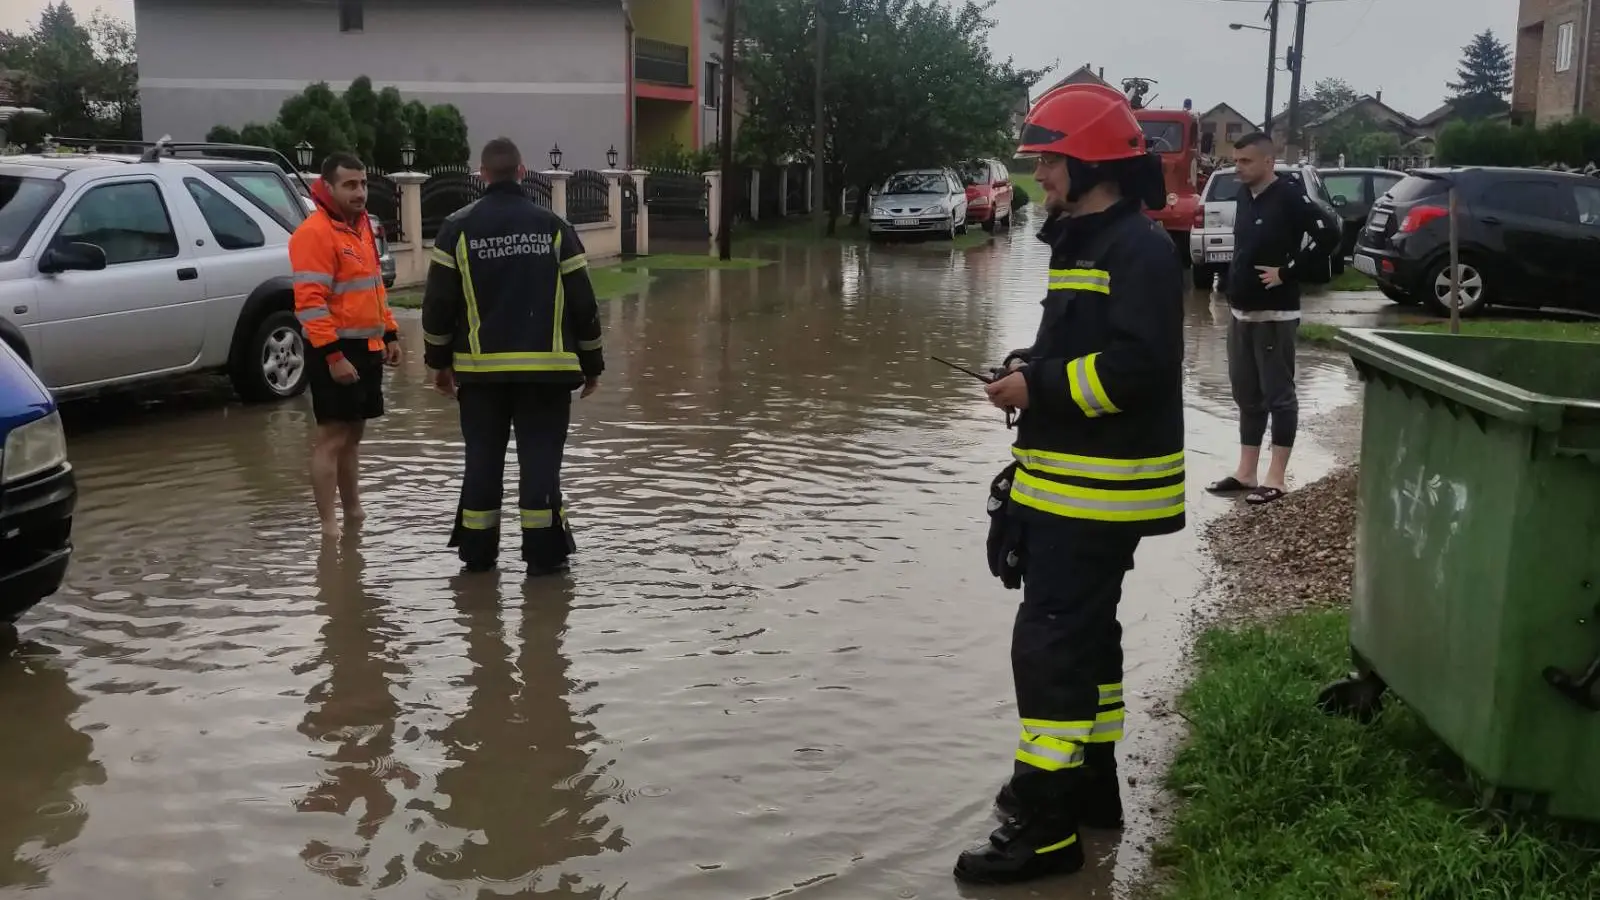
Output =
[{"x1": 308, "y1": 340, "x2": 386, "y2": 424}]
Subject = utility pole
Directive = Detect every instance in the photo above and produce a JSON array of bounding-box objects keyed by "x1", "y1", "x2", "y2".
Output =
[
  {"x1": 1280, "y1": 0, "x2": 1305, "y2": 160},
  {"x1": 718, "y1": 0, "x2": 736, "y2": 260},
  {"x1": 812, "y1": 0, "x2": 826, "y2": 220},
  {"x1": 1264, "y1": 0, "x2": 1280, "y2": 139}
]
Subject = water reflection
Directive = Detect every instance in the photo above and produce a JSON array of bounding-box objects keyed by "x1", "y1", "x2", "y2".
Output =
[
  {"x1": 0, "y1": 643, "x2": 106, "y2": 889},
  {"x1": 416, "y1": 577, "x2": 615, "y2": 895}
]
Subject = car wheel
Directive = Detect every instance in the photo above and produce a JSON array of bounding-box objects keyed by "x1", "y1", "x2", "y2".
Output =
[
  {"x1": 231, "y1": 309, "x2": 309, "y2": 403},
  {"x1": 1422, "y1": 258, "x2": 1491, "y2": 317},
  {"x1": 1379, "y1": 283, "x2": 1418, "y2": 305}
]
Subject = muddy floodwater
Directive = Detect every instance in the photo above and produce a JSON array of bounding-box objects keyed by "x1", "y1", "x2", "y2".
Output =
[{"x1": 3, "y1": 215, "x2": 1362, "y2": 899}]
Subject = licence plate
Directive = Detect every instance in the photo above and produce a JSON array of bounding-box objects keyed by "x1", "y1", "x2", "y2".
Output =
[
  {"x1": 893, "y1": 217, "x2": 919, "y2": 226},
  {"x1": 1205, "y1": 251, "x2": 1233, "y2": 263},
  {"x1": 1353, "y1": 254, "x2": 1377, "y2": 277},
  {"x1": 1370, "y1": 210, "x2": 1390, "y2": 228}
]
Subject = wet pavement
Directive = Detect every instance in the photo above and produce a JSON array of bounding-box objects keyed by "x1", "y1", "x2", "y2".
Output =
[{"x1": 3, "y1": 210, "x2": 1364, "y2": 900}]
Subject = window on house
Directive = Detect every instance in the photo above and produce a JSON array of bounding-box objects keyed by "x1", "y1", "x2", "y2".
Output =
[
  {"x1": 338, "y1": 0, "x2": 364, "y2": 33},
  {"x1": 1225, "y1": 123, "x2": 1243, "y2": 139},
  {"x1": 704, "y1": 61, "x2": 721, "y2": 108},
  {"x1": 1557, "y1": 21, "x2": 1575, "y2": 73}
]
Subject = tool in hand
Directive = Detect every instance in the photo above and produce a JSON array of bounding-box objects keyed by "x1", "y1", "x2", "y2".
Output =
[{"x1": 931, "y1": 354, "x2": 1019, "y2": 428}]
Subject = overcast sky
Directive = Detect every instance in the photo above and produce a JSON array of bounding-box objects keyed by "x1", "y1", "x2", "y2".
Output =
[{"x1": 1, "y1": 0, "x2": 1518, "y2": 123}]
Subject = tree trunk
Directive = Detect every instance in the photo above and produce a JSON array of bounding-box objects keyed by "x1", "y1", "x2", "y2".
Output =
[{"x1": 850, "y1": 182, "x2": 870, "y2": 226}]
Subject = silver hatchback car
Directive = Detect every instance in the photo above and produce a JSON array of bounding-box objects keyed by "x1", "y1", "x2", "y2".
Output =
[{"x1": 868, "y1": 168, "x2": 971, "y2": 240}]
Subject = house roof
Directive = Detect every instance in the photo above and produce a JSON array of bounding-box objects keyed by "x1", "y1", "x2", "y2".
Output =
[
  {"x1": 1038, "y1": 64, "x2": 1111, "y2": 96},
  {"x1": 1198, "y1": 102, "x2": 1256, "y2": 129},
  {"x1": 1307, "y1": 95, "x2": 1418, "y2": 129},
  {"x1": 1415, "y1": 102, "x2": 1457, "y2": 127}
]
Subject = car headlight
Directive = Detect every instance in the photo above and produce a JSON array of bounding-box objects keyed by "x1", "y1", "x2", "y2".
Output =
[
  {"x1": 3, "y1": 411, "x2": 68, "y2": 484},
  {"x1": 925, "y1": 205, "x2": 945, "y2": 216},
  {"x1": 872, "y1": 207, "x2": 889, "y2": 217}
]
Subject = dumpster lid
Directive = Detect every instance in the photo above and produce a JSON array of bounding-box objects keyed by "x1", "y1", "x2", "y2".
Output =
[{"x1": 1338, "y1": 328, "x2": 1600, "y2": 457}]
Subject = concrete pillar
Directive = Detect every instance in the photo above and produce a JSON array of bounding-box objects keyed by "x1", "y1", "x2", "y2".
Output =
[
  {"x1": 703, "y1": 170, "x2": 722, "y2": 258},
  {"x1": 803, "y1": 166, "x2": 814, "y2": 213},
  {"x1": 389, "y1": 170, "x2": 429, "y2": 280},
  {"x1": 543, "y1": 169, "x2": 570, "y2": 218},
  {"x1": 777, "y1": 164, "x2": 790, "y2": 217},
  {"x1": 603, "y1": 169, "x2": 625, "y2": 225},
  {"x1": 749, "y1": 169, "x2": 761, "y2": 221},
  {"x1": 630, "y1": 169, "x2": 651, "y2": 256}
]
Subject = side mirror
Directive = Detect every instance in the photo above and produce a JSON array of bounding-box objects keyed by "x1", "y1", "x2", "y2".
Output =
[
  {"x1": 1331, "y1": 194, "x2": 1349, "y2": 207},
  {"x1": 39, "y1": 241, "x2": 108, "y2": 275}
]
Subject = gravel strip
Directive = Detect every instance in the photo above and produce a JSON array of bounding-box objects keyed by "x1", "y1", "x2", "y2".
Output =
[{"x1": 1201, "y1": 466, "x2": 1359, "y2": 624}]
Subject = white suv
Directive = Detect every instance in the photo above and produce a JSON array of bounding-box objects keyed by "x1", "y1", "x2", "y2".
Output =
[
  {"x1": 0, "y1": 141, "x2": 314, "y2": 402},
  {"x1": 1189, "y1": 162, "x2": 1333, "y2": 289}
]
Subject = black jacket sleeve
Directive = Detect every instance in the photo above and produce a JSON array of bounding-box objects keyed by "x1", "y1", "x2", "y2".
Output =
[
  {"x1": 558, "y1": 222, "x2": 604, "y2": 378},
  {"x1": 1282, "y1": 181, "x2": 1342, "y2": 284},
  {"x1": 1026, "y1": 229, "x2": 1184, "y2": 418},
  {"x1": 420, "y1": 217, "x2": 465, "y2": 371}
]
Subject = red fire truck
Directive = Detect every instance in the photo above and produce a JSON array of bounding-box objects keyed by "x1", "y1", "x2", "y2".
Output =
[{"x1": 1132, "y1": 104, "x2": 1203, "y2": 266}]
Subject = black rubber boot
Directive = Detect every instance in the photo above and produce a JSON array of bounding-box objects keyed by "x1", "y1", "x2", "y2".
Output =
[
  {"x1": 995, "y1": 744, "x2": 1123, "y2": 829},
  {"x1": 956, "y1": 776, "x2": 1085, "y2": 885}
]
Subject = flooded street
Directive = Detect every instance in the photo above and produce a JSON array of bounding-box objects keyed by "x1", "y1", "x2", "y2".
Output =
[{"x1": 3, "y1": 215, "x2": 1363, "y2": 900}]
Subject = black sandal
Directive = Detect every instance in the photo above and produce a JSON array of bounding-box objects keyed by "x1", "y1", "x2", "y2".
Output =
[
  {"x1": 1206, "y1": 476, "x2": 1255, "y2": 494},
  {"x1": 1246, "y1": 486, "x2": 1286, "y2": 505}
]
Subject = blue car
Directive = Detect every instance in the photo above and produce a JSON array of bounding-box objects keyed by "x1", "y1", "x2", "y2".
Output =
[{"x1": 0, "y1": 340, "x2": 74, "y2": 624}]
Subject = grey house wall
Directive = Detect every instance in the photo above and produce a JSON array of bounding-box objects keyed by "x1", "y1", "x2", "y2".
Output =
[{"x1": 135, "y1": 0, "x2": 628, "y2": 170}]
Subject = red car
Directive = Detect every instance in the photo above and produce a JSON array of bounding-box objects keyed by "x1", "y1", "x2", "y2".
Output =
[{"x1": 960, "y1": 158, "x2": 1015, "y2": 231}]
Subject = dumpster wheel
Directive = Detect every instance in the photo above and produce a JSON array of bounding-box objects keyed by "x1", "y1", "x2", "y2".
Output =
[{"x1": 1316, "y1": 670, "x2": 1388, "y2": 723}]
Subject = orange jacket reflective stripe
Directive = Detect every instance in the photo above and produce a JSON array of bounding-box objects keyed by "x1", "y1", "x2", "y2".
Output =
[{"x1": 289, "y1": 207, "x2": 397, "y2": 361}]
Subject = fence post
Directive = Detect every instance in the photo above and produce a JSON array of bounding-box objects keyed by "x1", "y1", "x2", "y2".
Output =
[
  {"x1": 778, "y1": 163, "x2": 790, "y2": 217},
  {"x1": 603, "y1": 167, "x2": 625, "y2": 224},
  {"x1": 749, "y1": 169, "x2": 761, "y2": 221},
  {"x1": 389, "y1": 170, "x2": 430, "y2": 286},
  {"x1": 543, "y1": 168, "x2": 571, "y2": 218},
  {"x1": 703, "y1": 169, "x2": 722, "y2": 258},
  {"x1": 630, "y1": 169, "x2": 651, "y2": 256},
  {"x1": 803, "y1": 165, "x2": 814, "y2": 214}
]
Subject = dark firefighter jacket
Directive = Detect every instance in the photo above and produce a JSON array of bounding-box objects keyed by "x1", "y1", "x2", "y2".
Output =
[
  {"x1": 420, "y1": 180, "x2": 604, "y2": 386},
  {"x1": 1008, "y1": 199, "x2": 1187, "y2": 537}
]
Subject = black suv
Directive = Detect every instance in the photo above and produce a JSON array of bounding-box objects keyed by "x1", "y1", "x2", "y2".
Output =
[{"x1": 1352, "y1": 167, "x2": 1600, "y2": 316}]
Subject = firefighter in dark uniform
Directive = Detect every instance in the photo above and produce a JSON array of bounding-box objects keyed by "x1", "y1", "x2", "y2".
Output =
[
  {"x1": 421, "y1": 137, "x2": 604, "y2": 577},
  {"x1": 954, "y1": 83, "x2": 1187, "y2": 885}
]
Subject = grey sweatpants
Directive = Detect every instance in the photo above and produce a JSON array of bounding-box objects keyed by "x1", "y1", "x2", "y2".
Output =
[{"x1": 1227, "y1": 317, "x2": 1298, "y2": 448}]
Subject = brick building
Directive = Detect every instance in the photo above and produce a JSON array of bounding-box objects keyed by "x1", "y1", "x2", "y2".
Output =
[{"x1": 1513, "y1": 0, "x2": 1600, "y2": 124}]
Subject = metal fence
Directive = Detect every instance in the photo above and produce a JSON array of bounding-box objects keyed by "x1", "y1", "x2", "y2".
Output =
[
  {"x1": 568, "y1": 169, "x2": 610, "y2": 226},
  {"x1": 643, "y1": 167, "x2": 708, "y2": 239},
  {"x1": 417, "y1": 166, "x2": 563, "y2": 239},
  {"x1": 365, "y1": 171, "x2": 401, "y2": 239}
]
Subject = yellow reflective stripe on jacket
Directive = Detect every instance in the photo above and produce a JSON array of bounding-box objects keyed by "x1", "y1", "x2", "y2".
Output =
[
  {"x1": 560, "y1": 252, "x2": 588, "y2": 275},
  {"x1": 1067, "y1": 352, "x2": 1120, "y2": 417},
  {"x1": 1012, "y1": 448, "x2": 1183, "y2": 482},
  {"x1": 461, "y1": 508, "x2": 499, "y2": 530},
  {"x1": 1010, "y1": 467, "x2": 1184, "y2": 523},
  {"x1": 452, "y1": 351, "x2": 582, "y2": 373},
  {"x1": 1047, "y1": 267, "x2": 1111, "y2": 294},
  {"x1": 429, "y1": 246, "x2": 457, "y2": 269},
  {"x1": 552, "y1": 230, "x2": 566, "y2": 354},
  {"x1": 1017, "y1": 730, "x2": 1085, "y2": 771},
  {"x1": 455, "y1": 233, "x2": 484, "y2": 355}
]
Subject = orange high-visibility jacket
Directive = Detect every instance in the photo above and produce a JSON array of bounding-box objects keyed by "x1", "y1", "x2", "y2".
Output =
[{"x1": 289, "y1": 206, "x2": 397, "y2": 364}]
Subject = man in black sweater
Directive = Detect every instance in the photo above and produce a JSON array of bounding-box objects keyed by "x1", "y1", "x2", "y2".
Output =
[{"x1": 1207, "y1": 132, "x2": 1340, "y2": 504}]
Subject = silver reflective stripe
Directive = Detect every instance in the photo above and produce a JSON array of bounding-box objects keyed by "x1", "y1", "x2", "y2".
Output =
[
  {"x1": 337, "y1": 326, "x2": 384, "y2": 339},
  {"x1": 294, "y1": 272, "x2": 333, "y2": 286},
  {"x1": 1013, "y1": 449, "x2": 1180, "y2": 479},
  {"x1": 332, "y1": 275, "x2": 381, "y2": 294},
  {"x1": 1071, "y1": 359, "x2": 1113, "y2": 416},
  {"x1": 296, "y1": 308, "x2": 331, "y2": 322},
  {"x1": 1099, "y1": 686, "x2": 1125, "y2": 704},
  {"x1": 1092, "y1": 718, "x2": 1122, "y2": 737},
  {"x1": 578, "y1": 337, "x2": 602, "y2": 351},
  {"x1": 1017, "y1": 738, "x2": 1083, "y2": 768},
  {"x1": 1012, "y1": 479, "x2": 1180, "y2": 514},
  {"x1": 424, "y1": 332, "x2": 453, "y2": 346}
]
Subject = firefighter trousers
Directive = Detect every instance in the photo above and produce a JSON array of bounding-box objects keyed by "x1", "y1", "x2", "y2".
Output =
[
  {"x1": 1010, "y1": 519, "x2": 1140, "y2": 805},
  {"x1": 449, "y1": 382, "x2": 577, "y2": 570}
]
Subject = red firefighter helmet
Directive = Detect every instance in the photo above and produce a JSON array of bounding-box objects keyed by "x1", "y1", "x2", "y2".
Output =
[{"x1": 1016, "y1": 82, "x2": 1146, "y2": 163}]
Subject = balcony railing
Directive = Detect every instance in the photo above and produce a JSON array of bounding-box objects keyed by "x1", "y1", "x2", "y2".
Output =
[{"x1": 636, "y1": 38, "x2": 691, "y2": 88}]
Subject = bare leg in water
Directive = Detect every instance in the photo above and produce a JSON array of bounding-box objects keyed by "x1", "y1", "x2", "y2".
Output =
[
  {"x1": 311, "y1": 423, "x2": 358, "y2": 537},
  {"x1": 339, "y1": 420, "x2": 367, "y2": 526}
]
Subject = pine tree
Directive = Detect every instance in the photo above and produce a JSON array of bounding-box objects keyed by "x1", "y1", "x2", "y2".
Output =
[{"x1": 1447, "y1": 29, "x2": 1513, "y2": 100}]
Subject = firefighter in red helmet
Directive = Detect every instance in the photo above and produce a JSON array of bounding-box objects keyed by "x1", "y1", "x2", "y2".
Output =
[{"x1": 956, "y1": 82, "x2": 1187, "y2": 885}]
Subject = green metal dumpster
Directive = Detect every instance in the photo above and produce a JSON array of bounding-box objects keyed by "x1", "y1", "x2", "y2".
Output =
[{"x1": 1321, "y1": 327, "x2": 1600, "y2": 822}]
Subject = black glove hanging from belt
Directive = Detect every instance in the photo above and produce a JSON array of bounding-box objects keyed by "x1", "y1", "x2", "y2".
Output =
[{"x1": 986, "y1": 462, "x2": 1026, "y2": 589}]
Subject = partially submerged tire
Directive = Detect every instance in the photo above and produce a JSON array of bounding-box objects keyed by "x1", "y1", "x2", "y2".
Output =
[{"x1": 231, "y1": 309, "x2": 309, "y2": 403}]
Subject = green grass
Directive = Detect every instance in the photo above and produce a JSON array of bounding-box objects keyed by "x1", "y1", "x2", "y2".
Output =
[
  {"x1": 1298, "y1": 318, "x2": 1600, "y2": 348},
  {"x1": 1156, "y1": 610, "x2": 1600, "y2": 900},
  {"x1": 386, "y1": 262, "x2": 654, "y2": 309},
  {"x1": 1327, "y1": 269, "x2": 1376, "y2": 292}
]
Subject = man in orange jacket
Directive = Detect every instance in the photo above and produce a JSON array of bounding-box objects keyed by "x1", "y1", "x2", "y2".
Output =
[{"x1": 290, "y1": 152, "x2": 402, "y2": 537}]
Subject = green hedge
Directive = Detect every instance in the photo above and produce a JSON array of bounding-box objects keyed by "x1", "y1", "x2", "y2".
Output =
[{"x1": 1435, "y1": 116, "x2": 1600, "y2": 168}]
